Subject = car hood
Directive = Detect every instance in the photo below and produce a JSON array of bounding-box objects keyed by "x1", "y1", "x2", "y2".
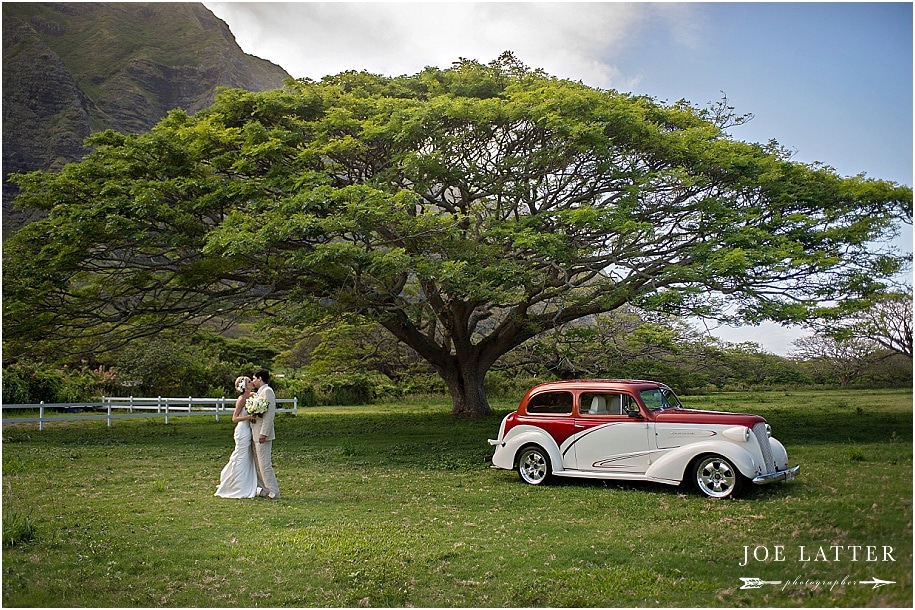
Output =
[{"x1": 653, "y1": 408, "x2": 766, "y2": 427}]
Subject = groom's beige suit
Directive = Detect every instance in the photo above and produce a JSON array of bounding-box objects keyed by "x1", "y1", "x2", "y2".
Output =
[{"x1": 250, "y1": 383, "x2": 279, "y2": 498}]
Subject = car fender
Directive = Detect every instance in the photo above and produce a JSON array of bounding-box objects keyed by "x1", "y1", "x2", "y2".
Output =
[
  {"x1": 646, "y1": 440, "x2": 762, "y2": 483},
  {"x1": 493, "y1": 425, "x2": 565, "y2": 472},
  {"x1": 767, "y1": 437, "x2": 790, "y2": 470}
]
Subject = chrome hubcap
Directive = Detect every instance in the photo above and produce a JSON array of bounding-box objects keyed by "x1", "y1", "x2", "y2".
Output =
[
  {"x1": 520, "y1": 451, "x2": 546, "y2": 483},
  {"x1": 697, "y1": 457, "x2": 736, "y2": 498}
]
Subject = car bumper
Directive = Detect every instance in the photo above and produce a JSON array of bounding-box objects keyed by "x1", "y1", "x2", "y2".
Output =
[
  {"x1": 488, "y1": 438, "x2": 502, "y2": 446},
  {"x1": 752, "y1": 464, "x2": 800, "y2": 485}
]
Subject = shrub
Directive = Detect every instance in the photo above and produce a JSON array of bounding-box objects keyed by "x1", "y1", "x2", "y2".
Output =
[
  {"x1": 484, "y1": 370, "x2": 551, "y2": 400},
  {"x1": 1, "y1": 365, "x2": 34, "y2": 404},
  {"x1": 317, "y1": 373, "x2": 381, "y2": 405},
  {"x1": 278, "y1": 372, "x2": 408, "y2": 406},
  {"x1": 1, "y1": 361, "x2": 116, "y2": 403},
  {"x1": 114, "y1": 337, "x2": 254, "y2": 397},
  {"x1": 280, "y1": 376, "x2": 318, "y2": 406}
]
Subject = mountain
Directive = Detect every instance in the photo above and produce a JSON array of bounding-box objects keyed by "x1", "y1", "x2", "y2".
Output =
[{"x1": 2, "y1": 2, "x2": 291, "y2": 234}]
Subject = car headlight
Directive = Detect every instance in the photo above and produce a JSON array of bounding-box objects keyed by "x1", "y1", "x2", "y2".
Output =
[
  {"x1": 724, "y1": 426, "x2": 751, "y2": 442},
  {"x1": 766, "y1": 423, "x2": 772, "y2": 438}
]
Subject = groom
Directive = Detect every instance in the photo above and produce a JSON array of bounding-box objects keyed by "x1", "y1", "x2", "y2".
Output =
[{"x1": 250, "y1": 368, "x2": 279, "y2": 499}]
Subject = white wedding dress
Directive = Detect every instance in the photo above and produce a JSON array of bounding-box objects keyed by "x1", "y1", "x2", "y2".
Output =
[{"x1": 214, "y1": 421, "x2": 257, "y2": 498}]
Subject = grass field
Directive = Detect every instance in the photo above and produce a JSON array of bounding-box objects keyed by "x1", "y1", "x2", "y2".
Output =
[{"x1": 2, "y1": 388, "x2": 912, "y2": 607}]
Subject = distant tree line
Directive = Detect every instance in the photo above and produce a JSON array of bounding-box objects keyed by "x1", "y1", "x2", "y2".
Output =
[{"x1": 4, "y1": 298, "x2": 909, "y2": 406}]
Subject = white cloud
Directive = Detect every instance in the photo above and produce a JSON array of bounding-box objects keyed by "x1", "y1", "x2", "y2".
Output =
[{"x1": 204, "y1": 2, "x2": 699, "y2": 89}]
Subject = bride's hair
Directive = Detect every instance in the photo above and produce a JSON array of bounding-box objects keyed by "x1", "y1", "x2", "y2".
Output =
[{"x1": 234, "y1": 376, "x2": 249, "y2": 394}]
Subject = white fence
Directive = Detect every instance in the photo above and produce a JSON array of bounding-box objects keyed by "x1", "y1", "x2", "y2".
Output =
[{"x1": 1, "y1": 396, "x2": 299, "y2": 430}]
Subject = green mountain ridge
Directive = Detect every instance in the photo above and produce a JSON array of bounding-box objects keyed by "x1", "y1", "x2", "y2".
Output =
[{"x1": 2, "y1": 2, "x2": 291, "y2": 234}]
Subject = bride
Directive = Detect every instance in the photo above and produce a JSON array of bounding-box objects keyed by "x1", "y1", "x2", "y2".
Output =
[{"x1": 214, "y1": 376, "x2": 258, "y2": 498}]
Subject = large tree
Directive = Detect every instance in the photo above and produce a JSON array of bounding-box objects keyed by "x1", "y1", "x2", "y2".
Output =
[
  {"x1": 4, "y1": 55, "x2": 911, "y2": 415},
  {"x1": 839, "y1": 289, "x2": 913, "y2": 358},
  {"x1": 790, "y1": 334, "x2": 875, "y2": 387}
]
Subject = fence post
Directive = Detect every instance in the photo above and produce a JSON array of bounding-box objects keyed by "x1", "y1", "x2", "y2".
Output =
[
  {"x1": 294, "y1": 396, "x2": 299, "y2": 416},
  {"x1": 157, "y1": 396, "x2": 162, "y2": 414},
  {"x1": 188, "y1": 396, "x2": 192, "y2": 414},
  {"x1": 164, "y1": 397, "x2": 169, "y2": 424},
  {"x1": 107, "y1": 397, "x2": 112, "y2": 428},
  {"x1": 129, "y1": 395, "x2": 134, "y2": 414},
  {"x1": 216, "y1": 397, "x2": 221, "y2": 422},
  {"x1": 39, "y1": 401, "x2": 44, "y2": 431}
]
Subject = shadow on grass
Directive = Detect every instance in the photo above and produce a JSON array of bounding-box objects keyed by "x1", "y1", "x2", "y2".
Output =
[
  {"x1": 759, "y1": 408, "x2": 910, "y2": 445},
  {"x1": 497, "y1": 466, "x2": 808, "y2": 501}
]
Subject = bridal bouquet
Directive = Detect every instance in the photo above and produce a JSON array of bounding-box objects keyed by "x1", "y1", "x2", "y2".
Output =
[{"x1": 245, "y1": 395, "x2": 269, "y2": 417}]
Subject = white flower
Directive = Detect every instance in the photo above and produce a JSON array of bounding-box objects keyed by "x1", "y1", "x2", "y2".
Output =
[{"x1": 245, "y1": 395, "x2": 269, "y2": 416}]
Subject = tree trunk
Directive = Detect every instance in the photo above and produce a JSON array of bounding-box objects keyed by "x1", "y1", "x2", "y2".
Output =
[
  {"x1": 438, "y1": 361, "x2": 493, "y2": 417},
  {"x1": 379, "y1": 310, "x2": 498, "y2": 417}
]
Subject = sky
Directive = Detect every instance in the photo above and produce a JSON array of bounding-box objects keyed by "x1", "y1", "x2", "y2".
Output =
[{"x1": 203, "y1": 1, "x2": 913, "y2": 354}]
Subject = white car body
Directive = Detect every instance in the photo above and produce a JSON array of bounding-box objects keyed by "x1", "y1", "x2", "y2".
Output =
[{"x1": 489, "y1": 379, "x2": 799, "y2": 498}]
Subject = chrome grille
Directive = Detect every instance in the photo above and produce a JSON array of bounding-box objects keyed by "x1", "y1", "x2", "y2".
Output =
[{"x1": 752, "y1": 422, "x2": 775, "y2": 474}]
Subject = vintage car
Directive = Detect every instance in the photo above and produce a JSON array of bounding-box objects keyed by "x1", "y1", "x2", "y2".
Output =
[{"x1": 488, "y1": 379, "x2": 799, "y2": 498}]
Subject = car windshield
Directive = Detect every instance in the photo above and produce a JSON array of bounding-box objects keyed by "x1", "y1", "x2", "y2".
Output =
[{"x1": 639, "y1": 387, "x2": 682, "y2": 411}]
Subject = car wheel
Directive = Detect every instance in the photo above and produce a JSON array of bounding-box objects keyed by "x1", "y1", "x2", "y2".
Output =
[
  {"x1": 694, "y1": 454, "x2": 742, "y2": 499},
  {"x1": 517, "y1": 445, "x2": 551, "y2": 485}
]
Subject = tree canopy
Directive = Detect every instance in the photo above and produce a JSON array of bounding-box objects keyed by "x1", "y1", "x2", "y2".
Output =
[{"x1": 5, "y1": 54, "x2": 911, "y2": 415}]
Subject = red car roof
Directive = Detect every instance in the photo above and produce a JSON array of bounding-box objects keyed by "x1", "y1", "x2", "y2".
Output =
[{"x1": 524, "y1": 379, "x2": 668, "y2": 393}]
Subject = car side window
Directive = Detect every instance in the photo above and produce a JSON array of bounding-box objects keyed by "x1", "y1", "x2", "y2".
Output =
[
  {"x1": 581, "y1": 393, "x2": 633, "y2": 416},
  {"x1": 526, "y1": 391, "x2": 573, "y2": 414},
  {"x1": 639, "y1": 387, "x2": 681, "y2": 410}
]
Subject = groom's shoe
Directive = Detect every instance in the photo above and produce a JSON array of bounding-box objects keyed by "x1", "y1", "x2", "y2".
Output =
[{"x1": 255, "y1": 486, "x2": 277, "y2": 499}]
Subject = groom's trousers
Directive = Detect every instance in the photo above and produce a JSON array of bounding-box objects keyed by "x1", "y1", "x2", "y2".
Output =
[{"x1": 253, "y1": 439, "x2": 280, "y2": 498}]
